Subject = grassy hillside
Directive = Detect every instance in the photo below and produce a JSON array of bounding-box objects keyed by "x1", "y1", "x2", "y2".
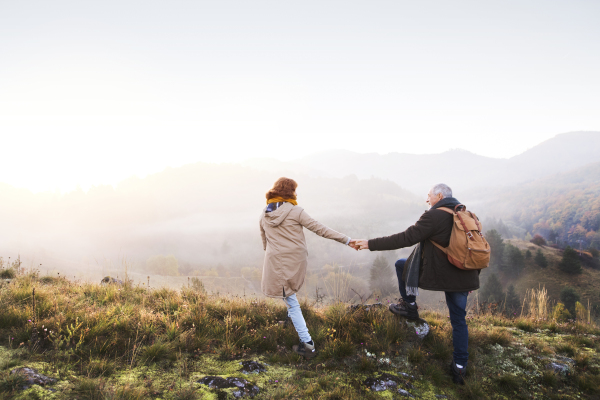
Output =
[
  {"x1": 1, "y1": 270, "x2": 600, "y2": 399},
  {"x1": 497, "y1": 240, "x2": 600, "y2": 317},
  {"x1": 476, "y1": 162, "x2": 600, "y2": 249}
]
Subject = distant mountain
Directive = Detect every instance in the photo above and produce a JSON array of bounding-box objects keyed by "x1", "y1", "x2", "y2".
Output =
[{"x1": 243, "y1": 131, "x2": 600, "y2": 195}]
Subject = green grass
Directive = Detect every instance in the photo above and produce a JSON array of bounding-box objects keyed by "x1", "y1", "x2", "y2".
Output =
[{"x1": 0, "y1": 271, "x2": 599, "y2": 399}]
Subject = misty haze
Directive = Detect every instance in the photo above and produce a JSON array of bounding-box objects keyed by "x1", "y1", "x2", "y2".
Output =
[{"x1": 2, "y1": 1, "x2": 600, "y2": 398}]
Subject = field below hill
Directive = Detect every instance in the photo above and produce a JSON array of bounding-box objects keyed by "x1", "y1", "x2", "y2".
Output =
[{"x1": 1, "y1": 270, "x2": 600, "y2": 400}]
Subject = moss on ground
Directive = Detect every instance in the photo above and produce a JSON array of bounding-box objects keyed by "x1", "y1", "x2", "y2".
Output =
[{"x1": 1, "y1": 273, "x2": 599, "y2": 399}]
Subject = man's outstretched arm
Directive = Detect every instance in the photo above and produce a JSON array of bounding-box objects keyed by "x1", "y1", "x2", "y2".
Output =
[{"x1": 354, "y1": 211, "x2": 436, "y2": 251}]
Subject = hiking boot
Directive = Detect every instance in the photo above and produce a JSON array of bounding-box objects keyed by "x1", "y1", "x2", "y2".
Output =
[
  {"x1": 450, "y1": 361, "x2": 466, "y2": 385},
  {"x1": 388, "y1": 299, "x2": 419, "y2": 320},
  {"x1": 292, "y1": 341, "x2": 317, "y2": 359}
]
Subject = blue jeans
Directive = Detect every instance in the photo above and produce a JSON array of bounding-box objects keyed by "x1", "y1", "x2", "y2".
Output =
[
  {"x1": 284, "y1": 293, "x2": 312, "y2": 343},
  {"x1": 395, "y1": 258, "x2": 469, "y2": 366}
]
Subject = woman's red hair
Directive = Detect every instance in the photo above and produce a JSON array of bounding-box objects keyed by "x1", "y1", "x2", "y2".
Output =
[{"x1": 266, "y1": 177, "x2": 298, "y2": 200}]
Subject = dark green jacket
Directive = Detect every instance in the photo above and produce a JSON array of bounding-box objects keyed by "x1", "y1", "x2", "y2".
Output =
[{"x1": 368, "y1": 207, "x2": 480, "y2": 292}]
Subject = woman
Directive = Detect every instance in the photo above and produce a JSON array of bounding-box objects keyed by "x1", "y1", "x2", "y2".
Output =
[{"x1": 259, "y1": 177, "x2": 352, "y2": 358}]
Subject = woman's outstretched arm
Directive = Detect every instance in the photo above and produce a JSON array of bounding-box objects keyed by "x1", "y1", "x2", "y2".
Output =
[{"x1": 298, "y1": 210, "x2": 350, "y2": 245}]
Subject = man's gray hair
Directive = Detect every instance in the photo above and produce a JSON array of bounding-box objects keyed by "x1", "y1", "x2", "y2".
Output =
[{"x1": 431, "y1": 183, "x2": 452, "y2": 198}]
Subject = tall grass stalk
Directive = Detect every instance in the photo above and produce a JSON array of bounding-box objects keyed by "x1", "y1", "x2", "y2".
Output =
[{"x1": 521, "y1": 285, "x2": 549, "y2": 320}]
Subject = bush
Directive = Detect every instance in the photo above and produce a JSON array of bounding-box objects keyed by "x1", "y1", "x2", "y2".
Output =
[
  {"x1": 531, "y1": 234, "x2": 547, "y2": 246},
  {"x1": 590, "y1": 248, "x2": 599, "y2": 259},
  {"x1": 553, "y1": 303, "x2": 572, "y2": 322},
  {"x1": 559, "y1": 246, "x2": 582, "y2": 275},
  {"x1": 0, "y1": 268, "x2": 16, "y2": 279},
  {"x1": 560, "y1": 287, "x2": 580, "y2": 315}
]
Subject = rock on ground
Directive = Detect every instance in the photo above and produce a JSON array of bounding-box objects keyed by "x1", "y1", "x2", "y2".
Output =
[
  {"x1": 10, "y1": 367, "x2": 56, "y2": 389},
  {"x1": 404, "y1": 318, "x2": 430, "y2": 340},
  {"x1": 239, "y1": 361, "x2": 267, "y2": 374},
  {"x1": 198, "y1": 376, "x2": 259, "y2": 398}
]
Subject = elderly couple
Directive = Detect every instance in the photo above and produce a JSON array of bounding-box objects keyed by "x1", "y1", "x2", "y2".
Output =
[{"x1": 259, "y1": 177, "x2": 480, "y2": 384}]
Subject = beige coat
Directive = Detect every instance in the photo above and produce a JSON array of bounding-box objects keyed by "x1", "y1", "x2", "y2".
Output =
[{"x1": 260, "y1": 203, "x2": 349, "y2": 298}]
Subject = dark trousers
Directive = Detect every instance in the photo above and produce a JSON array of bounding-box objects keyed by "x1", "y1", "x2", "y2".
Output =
[{"x1": 395, "y1": 258, "x2": 469, "y2": 366}]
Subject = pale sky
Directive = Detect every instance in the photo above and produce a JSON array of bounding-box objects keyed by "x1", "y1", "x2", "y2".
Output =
[{"x1": 1, "y1": 0, "x2": 599, "y2": 192}]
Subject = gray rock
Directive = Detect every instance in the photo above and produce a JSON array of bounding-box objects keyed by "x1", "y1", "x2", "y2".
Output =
[
  {"x1": 547, "y1": 362, "x2": 571, "y2": 376},
  {"x1": 436, "y1": 395, "x2": 449, "y2": 399},
  {"x1": 10, "y1": 367, "x2": 56, "y2": 389},
  {"x1": 398, "y1": 388, "x2": 415, "y2": 398},
  {"x1": 198, "y1": 376, "x2": 259, "y2": 398},
  {"x1": 364, "y1": 373, "x2": 412, "y2": 393},
  {"x1": 404, "y1": 318, "x2": 430, "y2": 340},
  {"x1": 555, "y1": 356, "x2": 575, "y2": 365},
  {"x1": 101, "y1": 276, "x2": 123, "y2": 285},
  {"x1": 239, "y1": 361, "x2": 267, "y2": 374}
]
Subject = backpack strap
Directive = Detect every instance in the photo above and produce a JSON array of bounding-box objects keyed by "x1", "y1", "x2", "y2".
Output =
[
  {"x1": 430, "y1": 207, "x2": 454, "y2": 252},
  {"x1": 430, "y1": 239, "x2": 448, "y2": 254}
]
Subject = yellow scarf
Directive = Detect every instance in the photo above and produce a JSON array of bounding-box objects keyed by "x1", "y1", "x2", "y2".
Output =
[{"x1": 267, "y1": 197, "x2": 298, "y2": 206}]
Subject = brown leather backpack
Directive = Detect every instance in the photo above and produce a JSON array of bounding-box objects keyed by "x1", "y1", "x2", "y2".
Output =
[{"x1": 430, "y1": 204, "x2": 490, "y2": 270}]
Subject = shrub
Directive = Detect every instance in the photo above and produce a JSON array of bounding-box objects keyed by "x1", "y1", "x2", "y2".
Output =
[
  {"x1": 0, "y1": 268, "x2": 16, "y2": 279},
  {"x1": 575, "y1": 302, "x2": 588, "y2": 322},
  {"x1": 190, "y1": 277, "x2": 206, "y2": 293},
  {"x1": 531, "y1": 234, "x2": 547, "y2": 246},
  {"x1": 559, "y1": 246, "x2": 582, "y2": 275},
  {"x1": 140, "y1": 342, "x2": 176, "y2": 364},
  {"x1": 553, "y1": 303, "x2": 571, "y2": 322},
  {"x1": 560, "y1": 287, "x2": 580, "y2": 315}
]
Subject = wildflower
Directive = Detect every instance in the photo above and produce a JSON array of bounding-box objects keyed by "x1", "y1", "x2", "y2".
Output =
[{"x1": 28, "y1": 319, "x2": 31, "y2": 322}]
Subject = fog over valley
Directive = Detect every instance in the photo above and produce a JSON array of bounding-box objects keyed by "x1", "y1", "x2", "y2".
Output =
[{"x1": 1, "y1": 131, "x2": 599, "y2": 308}]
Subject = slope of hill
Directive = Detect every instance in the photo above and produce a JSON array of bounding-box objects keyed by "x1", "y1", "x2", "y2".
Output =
[
  {"x1": 244, "y1": 131, "x2": 600, "y2": 195},
  {"x1": 487, "y1": 240, "x2": 600, "y2": 315},
  {"x1": 474, "y1": 162, "x2": 600, "y2": 248},
  {"x1": 0, "y1": 272, "x2": 599, "y2": 399}
]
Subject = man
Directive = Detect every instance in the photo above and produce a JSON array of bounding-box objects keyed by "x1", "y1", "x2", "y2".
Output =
[{"x1": 350, "y1": 183, "x2": 479, "y2": 384}]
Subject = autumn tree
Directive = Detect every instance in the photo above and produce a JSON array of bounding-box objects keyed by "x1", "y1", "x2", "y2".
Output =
[
  {"x1": 530, "y1": 234, "x2": 547, "y2": 246},
  {"x1": 558, "y1": 246, "x2": 582, "y2": 274}
]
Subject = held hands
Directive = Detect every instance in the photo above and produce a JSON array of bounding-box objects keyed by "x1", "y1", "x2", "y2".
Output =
[{"x1": 349, "y1": 239, "x2": 369, "y2": 251}]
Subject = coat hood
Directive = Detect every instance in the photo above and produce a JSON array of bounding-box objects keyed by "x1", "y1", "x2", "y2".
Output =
[{"x1": 261, "y1": 202, "x2": 296, "y2": 227}]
